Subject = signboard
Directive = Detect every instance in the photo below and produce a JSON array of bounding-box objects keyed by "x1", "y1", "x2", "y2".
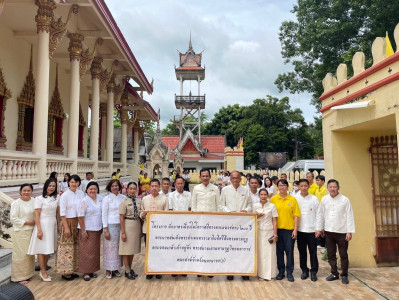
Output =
[
  {"x1": 145, "y1": 211, "x2": 257, "y2": 276},
  {"x1": 259, "y1": 152, "x2": 286, "y2": 169}
]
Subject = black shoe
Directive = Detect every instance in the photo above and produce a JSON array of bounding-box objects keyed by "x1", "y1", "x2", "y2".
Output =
[
  {"x1": 326, "y1": 274, "x2": 339, "y2": 281},
  {"x1": 242, "y1": 276, "x2": 250, "y2": 281},
  {"x1": 155, "y1": 275, "x2": 162, "y2": 279},
  {"x1": 46, "y1": 265, "x2": 51, "y2": 271},
  {"x1": 301, "y1": 271, "x2": 309, "y2": 280},
  {"x1": 71, "y1": 273, "x2": 79, "y2": 278},
  {"x1": 182, "y1": 275, "x2": 187, "y2": 277},
  {"x1": 287, "y1": 274, "x2": 295, "y2": 282},
  {"x1": 125, "y1": 272, "x2": 135, "y2": 280},
  {"x1": 146, "y1": 275, "x2": 153, "y2": 280},
  {"x1": 197, "y1": 275, "x2": 202, "y2": 277},
  {"x1": 172, "y1": 274, "x2": 178, "y2": 277},
  {"x1": 130, "y1": 270, "x2": 138, "y2": 278},
  {"x1": 62, "y1": 275, "x2": 75, "y2": 281},
  {"x1": 83, "y1": 275, "x2": 91, "y2": 281},
  {"x1": 341, "y1": 275, "x2": 349, "y2": 284},
  {"x1": 227, "y1": 276, "x2": 234, "y2": 281},
  {"x1": 208, "y1": 276, "x2": 213, "y2": 278},
  {"x1": 35, "y1": 265, "x2": 51, "y2": 271},
  {"x1": 89, "y1": 273, "x2": 97, "y2": 278},
  {"x1": 310, "y1": 272, "x2": 317, "y2": 282},
  {"x1": 276, "y1": 273, "x2": 285, "y2": 280}
]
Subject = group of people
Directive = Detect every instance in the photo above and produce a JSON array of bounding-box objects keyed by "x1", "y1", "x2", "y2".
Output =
[{"x1": 9, "y1": 168, "x2": 354, "y2": 285}]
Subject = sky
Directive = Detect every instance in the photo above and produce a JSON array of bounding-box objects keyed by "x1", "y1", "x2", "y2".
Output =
[{"x1": 105, "y1": 0, "x2": 319, "y2": 129}]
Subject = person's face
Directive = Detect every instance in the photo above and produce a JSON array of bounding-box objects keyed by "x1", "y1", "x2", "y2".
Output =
[
  {"x1": 265, "y1": 178, "x2": 271, "y2": 187},
  {"x1": 144, "y1": 173, "x2": 148, "y2": 178},
  {"x1": 280, "y1": 174, "x2": 287, "y2": 180},
  {"x1": 20, "y1": 186, "x2": 33, "y2": 198},
  {"x1": 69, "y1": 179, "x2": 79, "y2": 191},
  {"x1": 175, "y1": 178, "x2": 184, "y2": 193},
  {"x1": 259, "y1": 191, "x2": 268, "y2": 203},
  {"x1": 200, "y1": 172, "x2": 210, "y2": 185},
  {"x1": 230, "y1": 172, "x2": 241, "y2": 188},
  {"x1": 327, "y1": 182, "x2": 339, "y2": 197},
  {"x1": 85, "y1": 174, "x2": 91, "y2": 180},
  {"x1": 306, "y1": 173, "x2": 313, "y2": 183},
  {"x1": 150, "y1": 182, "x2": 160, "y2": 195},
  {"x1": 111, "y1": 182, "x2": 120, "y2": 195},
  {"x1": 249, "y1": 179, "x2": 258, "y2": 191},
  {"x1": 47, "y1": 182, "x2": 56, "y2": 196},
  {"x1": 298, "y1": 182, "x2": 309, "y2": 194},
  {"x1": 127, "y1": 184, "x2": 137, "y2": 197},
  {"x1": 161, "y1": 180, "x2": 170, "y2": 192},
  {"x1": 64, "y1": 174, "x2": 69, "y2": 181},
  {"x1": 316, "y1": 178, "x2": 324, "y2": 187},
  {"x1": 54, "y1": 173, "x2": 58, "y2": 179},
  {"x1": 278, "y1": 182, "x2": 288, "y2": 194},
  {"x1": 87, "y1": 185, "x2": 98, "y2": 198}
]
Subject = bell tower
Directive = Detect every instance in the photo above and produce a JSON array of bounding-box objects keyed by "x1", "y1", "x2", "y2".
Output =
[{"x1": 174, "y1": 34, "x2": 205, "y2": 142}]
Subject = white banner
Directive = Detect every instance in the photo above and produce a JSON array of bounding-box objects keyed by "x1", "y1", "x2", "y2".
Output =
[{"x1": 145, "y1": 212, "x2": 257, "y2": 276}]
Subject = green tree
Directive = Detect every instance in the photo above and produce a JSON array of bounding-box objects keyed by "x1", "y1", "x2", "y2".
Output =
[
  {"x1": 276, "y1": 0, "x2": 399, "y2": 108},
  {"x1": 113, "y1": 108, "x2": 121, "y2": 128},
  {"x1": 161, "y1": 112, "x2": 209, "y2": 136}
]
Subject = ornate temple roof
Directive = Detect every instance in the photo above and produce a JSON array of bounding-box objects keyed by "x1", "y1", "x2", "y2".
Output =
[{"x1": 175, "y1": 34, "x2": 205, "y2": 80}]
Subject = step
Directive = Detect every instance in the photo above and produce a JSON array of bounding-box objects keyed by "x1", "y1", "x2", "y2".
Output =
[
  {"x1": 0, "y1": 249, "x2": 12, "y2": 269},
  {"x1": 0, "y1": 264, "x2": 11, "y2": 285}
]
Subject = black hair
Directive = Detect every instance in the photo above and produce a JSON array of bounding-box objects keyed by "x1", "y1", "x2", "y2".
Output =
[
  {"x1": 277, "y1": 179, "x2": 289, "y2": 187},
  {"x1": 271, "y1": 176, "x2": 279, "y2": 182},
  {"x1": 258, "y1": 188, "x2": 269, "y2": 195},
  {"x1": 127, "y1": 181, "x2": 138, "y2": 189},
  {"x1": 316, "y1": 175, "x2": 325, "y2": 182},
  {"x1": 106, "y1": 179, "x2": 122, "y2": 192},
  {"x1": 264, "y1": 177, "x2": 273, "y2": 188},
  {"x1": 150, "y1": 178, "x2": 160, "y2": 186},
  {"x1": 86, "y1": 181, "x2": 100, "y2": 194},
  {"x1": 161, "y1": 177, "x2": 170, "y2": 183},
  {"x1": 43, "y1": 178, "x2": 58, "y2": 198},
  {"x1": 117, "y1": 168, "x2": 121, "y2": 172},
  {"x1": 174, "y1": 177, "x2": 185, "y2": 183},
  {"x1": 293, "y1": 180, "x2": 300, "y2": 186},
  {"x1": 199, "y1": 168, "x2": 211, "y2": 177},
  {"x1": 327, "y1": 179, "x2": 339, "y2": 187},
  {"x1": 49, "y1": 171, "x2": 57, "y2": 179},
  {"x1": 63, "y1": 173, "x2": 71, "y2": 182},
  {"x1": 298, "y1": 178, "x2": 309, "y2": 185},
  {"x1": 86, "y1": 172, "x2": 91, "y2": 176},
  {"x1": 111, "y1": 172, "x2": 116, "y2": 177},
  {"x1": 68, "y1": 174, "x2": 81, "y2": 185},
  {"x1": 249, "y1": 176, "x2": 258, "y2": 183},
  {"x1": 307, "y1": 172, "x2": 315, "y2": 178},
  {"x1": 19, "y1": 183, "x2": 33, "y2": 192}
]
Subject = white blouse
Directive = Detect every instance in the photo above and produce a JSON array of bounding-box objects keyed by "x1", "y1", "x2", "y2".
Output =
[
  {"x1": 60, "y1": 181, "x2": 69, "y2": 193},
  {"x1": 10, "y1": 198, "x2": 35, "y2": 231},
  {"x1": 102, "y1": 193, "x2": 125, "y2": 227},
  {"x1": 34, "y1": 195, "x2": 59, "y2": 218},
  {"x1": 253, "y1": 202, "x2": 278, "y2": 231},
  {"x1": 59, "y1": 189, "x2": 84, "y2": 218},
  {"x1": 78, "y1": 195, "x2": 103, "y2": 231}
]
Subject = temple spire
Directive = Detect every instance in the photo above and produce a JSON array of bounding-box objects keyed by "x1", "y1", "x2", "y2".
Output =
[{"x1": 188, "y1": 31, "x2": 193, "y2": 51}]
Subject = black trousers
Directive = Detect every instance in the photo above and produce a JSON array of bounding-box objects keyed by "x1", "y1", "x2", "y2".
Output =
[
  {"x1": 276, "y1": 229, "x2": 295, "y2": 275},
  {"x1": 297, "y1": 231, "x2": 318, "y2": 273},
  {"x1": 325, "y1": 231, "x2": 349, "y2": 277}
]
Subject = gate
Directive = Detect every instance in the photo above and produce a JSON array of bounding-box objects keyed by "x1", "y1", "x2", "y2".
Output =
[{"x1": 369, "y1": 135, "x2": 399, "y2": 263}]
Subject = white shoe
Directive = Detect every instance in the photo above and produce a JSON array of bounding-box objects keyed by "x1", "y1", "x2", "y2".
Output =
[{"x1": 39, "y1": 271, "x2": 52, "y2": 282}]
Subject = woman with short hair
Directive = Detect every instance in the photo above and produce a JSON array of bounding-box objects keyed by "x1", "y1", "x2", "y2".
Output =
[
  {"x1": 27, "y1": 178, "x2": 59, "y2": 282},
  {"x1": 78, "y1": 181, "x2": 103, "y2": 281},
  {"x1": 10, "y1": 183, "x2": 35, "y2": 284},
  {"x1": 102, "y1": 179, "x2": 125, "y2": 279},
  {"x1": 56, "y1": 174, "x2": 84, "y2": 281},
  {"x1": 60, "y1": 173, "x2": 71, "y2": 194}
]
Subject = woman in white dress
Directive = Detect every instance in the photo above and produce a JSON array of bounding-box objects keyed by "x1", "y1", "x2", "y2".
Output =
[
  {"x1": 264, "y1": 177, "x2": 275, "y2": 198},
  {"x1": 102, "y1": 179, "x2": 125, "y2": 279},
  {"x1": 27, "y1": 178, "x2": 59, "y2": 281},
  {"x1": 10, "y1": 183, "x2": 35, "y2": 284},
  {"x1": 60, "y1": 173, "x2": 70, "y2": 194},
  {"x1": 254, "y1": 188, "x2": 278, "y2": 281}
]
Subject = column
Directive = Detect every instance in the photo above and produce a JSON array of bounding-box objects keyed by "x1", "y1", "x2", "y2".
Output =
[
  {"x1": 198, "y1": 75, "x2": 201, "y2": 95},
  {"x1": 67, "y1": 33, "x2": 84, "y2": 174},
  {"x1": 120, "y1": 92, "x2": 129, "y2": 171},
  {"x1": 106, "y1": 79, "x2": 115, "y2": 173},
  {"x1": 89, "y1": 57, "x2": 102, "y2": 178},
  {"x1": 180, "y1": 75, "x2": 183, "y2": 96},
  {"x1": 100, "y1": 103, "x2": 107, "y2": 161},
  {"x1": 134, "y1": 124, "x2": 139, "y2": 164},
  {"x1": 33, "y1": 1, "x2": 55, "y2": 183}
]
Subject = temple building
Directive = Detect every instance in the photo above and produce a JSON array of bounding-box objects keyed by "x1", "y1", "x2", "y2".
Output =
[
  {"x1": 320, "y1": 25, "x2": 399, "y2": 266},
  {"x1": 0, "y1": 0, "x2": 157, "y2": 187}
]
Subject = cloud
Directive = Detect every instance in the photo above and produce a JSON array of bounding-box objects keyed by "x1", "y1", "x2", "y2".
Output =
[{"x1": 104, "y1": 0, "x2": 319, "y2": 128}]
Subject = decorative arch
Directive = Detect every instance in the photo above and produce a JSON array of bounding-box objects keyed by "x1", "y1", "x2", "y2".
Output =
[
  {"x1": 16, "y1": 46, "x2": 35, "y2": 151},
  {"x1": 47, "y1": 65, "x2": 66, "y2": 154},
  {"x1": 78, "y1": 104, "x2": 86, "y2": 157},
  {"x1": 0, "y1": 65, "x2": 12, "y2": 149}
]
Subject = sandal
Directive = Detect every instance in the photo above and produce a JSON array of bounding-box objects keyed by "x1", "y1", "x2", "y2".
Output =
[
  {"x1": 112, "y1": 270, "x2": 121, "y2": 277},
  {"x1": 105, "y1": 272, "x2": 112, "y2": 279},
  {"x1": 83, "y1": 274, "x2": 91, "y2": 281}
]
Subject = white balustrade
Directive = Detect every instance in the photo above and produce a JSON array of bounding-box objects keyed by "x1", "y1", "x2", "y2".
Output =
[
  {"x1": 98, "y1": 161, "x2": 110, "y2": 178},
  {"x1": 0, "y1": 152, "x2": 40, "y2": 186}
]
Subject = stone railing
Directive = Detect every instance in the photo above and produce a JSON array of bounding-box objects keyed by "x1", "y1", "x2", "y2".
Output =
[
  {"x1": 0, "y1": 152, "x2": 41, "y2": 187},
  {"x1": 46, "y1": 156, "x2": 73, "y2": 177},
  {"x1": 98, "y1": 161, "x2": 110, "y2": 178},
  {"x1": 77, "y1": 160, "x2": 95, "y2": 178}
]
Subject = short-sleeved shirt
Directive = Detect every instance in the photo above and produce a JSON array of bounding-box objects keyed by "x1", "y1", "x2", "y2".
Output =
[
  {"x1": 34, "y1": 195, "x2": 59, "y2": 218},
  {"x1": 59, "y1": 189, "x2": 84, "y2": 218},
  {"x1": 308, "y1": 183, "x2": 318, "y2": 195},
  {"x1": 78, "y1": 195, "x2": 103, "y2": 231},
  {"x1": 140, "y1": 194, "x2": 168, "y2": 233},
  {"x1": 119, "y1": 196, "x2": 141, "y2": 219},
  {"x1": 315, "y1": 185, "x2": 326, "y2": 202},
  {"x1": 253, "y1": 202, "x2": 278, "y2": 231},
  {"x1": 270, "y1": 194, "x2": 301, "y2": 230}
]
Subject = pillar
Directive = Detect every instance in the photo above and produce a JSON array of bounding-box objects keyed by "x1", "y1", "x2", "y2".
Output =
[
  {"x1": 120, "y1": 92, "x2": 129, "y2": 171},
  {"x1": 67, "y1": 33, "x2": 84, "y2": 173},
  {"x1": 106, "y1": 78, "x2": 115, "y2": 173},
  {"x1": 134, "y1": 124, "x2": 139, "y2": 164},
  {"x1": 198, "y1": 75, "x2": 201, "y2": 95},
  {"x1": 100, "y1": 103, "x2": 107, "y2": 161},
  {"x1": 33, "y1": 0, "x2": 55, "y2": 183},
  {"x1": 180, "y1": 75, "x2": 183, "y2": 96}
]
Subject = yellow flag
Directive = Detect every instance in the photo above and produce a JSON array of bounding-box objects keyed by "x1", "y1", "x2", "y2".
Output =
[
  {"x1": 386, "y1": 32, "x2": 394, "y2": 58},
  {"x1": 240, "y1": 137, "x2": 243, "y2": 148}
]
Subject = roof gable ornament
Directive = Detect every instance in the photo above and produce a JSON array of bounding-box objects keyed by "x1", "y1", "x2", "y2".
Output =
[{"x1": 173, "y1": 128, "x2": 205, "y2": 156}]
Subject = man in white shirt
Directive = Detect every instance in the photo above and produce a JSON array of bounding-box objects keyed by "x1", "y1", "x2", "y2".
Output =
[
  {"x1": 191, "y1": 169, "x2": 220, "y2": 212},
  {"x1": 316, "y1": 179, "x2": 355, "y2": 285},
  {"x1": 159, "y1": 177, "x2": 171, "y2": 207},
  {"x1": 248, "y1": 177, "x2": 260, "y2": 205},
  {"x1": 295, "y1": 179, "x2": 319, "y2": 282},
  {"x1": 182, "y1": 170, "x2": 190, "y2": 191},
  {"x1": 219, "y1": 170, "x2": 252, "y2": 281},
  {"x1": 80, "y1": 172, "x2": 92, "y2": 193},
  {"x1": 169, "y1": 177, "x2": 191, "y2": 211}
]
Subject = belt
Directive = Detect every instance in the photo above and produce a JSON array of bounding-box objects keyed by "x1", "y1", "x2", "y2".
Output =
[{"x1": 125, "y1": 217, "x2": 139, "y2": 220}]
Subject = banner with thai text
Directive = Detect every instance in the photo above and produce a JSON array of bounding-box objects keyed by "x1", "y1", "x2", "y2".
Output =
[{"x1": 145, "y1": 211, "x2": 257, "y2": 276}]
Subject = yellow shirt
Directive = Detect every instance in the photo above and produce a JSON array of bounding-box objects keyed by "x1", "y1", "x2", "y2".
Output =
[
  {"x1": 240, "y1": 176, "x2": 246, "y2": 186},
  {"x1": 270, "y1": 194, "x2": 301, "y2": 230},
  {"x1": 115, "y1": 173, "x2": 121, "y2": 180},
  {"x1": 308, "y1": 183, "x2": 318, "y2": 195},
  {"x1": 314, "y1": 185, "x2": 326, "y2": 202},
  {"x1": 140, "y1": 177, "x2": 151, "y2": 191}
]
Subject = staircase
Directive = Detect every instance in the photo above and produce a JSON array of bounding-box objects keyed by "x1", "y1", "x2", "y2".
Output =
[{"x1": 0, "y1": 249, "x2": 12, "y2": 285}]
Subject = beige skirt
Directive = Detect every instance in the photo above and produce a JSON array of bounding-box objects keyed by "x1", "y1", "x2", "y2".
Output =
[
  {"x1": 119, "y1": 219, "x2": 141, "y2": 255},
  {"x1": 258, "y1": 228, "x2": 277, "y2": 280},
  {"x1": 11, "y1": 229, "x2": 35, "y2": 282}
]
